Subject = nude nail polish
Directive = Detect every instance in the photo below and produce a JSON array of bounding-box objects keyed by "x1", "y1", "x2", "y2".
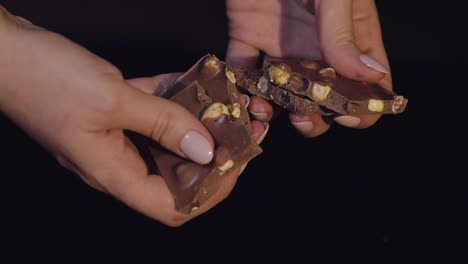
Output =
[
  {"x1": 250, "y1": 111, "x2": 268, "y2": 121},
  {"x1": 242, "y1": 94, "x2": 250, "y2": 108},
  {"x1": 334, "y1": 116, "x2": 361, "y2": 127},
  {"x1": 359, "y1": 54, "x2": 390, "y2": 74},
  {"x1": 291, "y1": 121, "x2": 314, "y2": 133},
  {"x1": 180, "y1": 131, "x2": 213, "y2": 165},
  {"x1": 257, "y1": 123, "x2": 270, "y2": 144}
]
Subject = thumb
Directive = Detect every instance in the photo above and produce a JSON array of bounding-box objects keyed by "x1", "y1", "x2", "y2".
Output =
[
  {"x1": 316, "y1": 0, "x2": 389, "y2": 82},
  {"x1": 115, "y1": 83, "x2": 214, "y2": 165}
]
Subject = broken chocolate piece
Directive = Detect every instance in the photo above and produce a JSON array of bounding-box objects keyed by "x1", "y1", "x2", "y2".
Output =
[
  {"x1": 263, "y1": 57, "x2": 408, "y2": 115},
  {"x1": 136, "y1": 55, "x2": 262, "y2": 214},
  {"x1": 228, "y1": 66, "x2": 332, "y2": 116},
  {"x1": 130, "y1": 54, "x2": 408, "y2": 215}
]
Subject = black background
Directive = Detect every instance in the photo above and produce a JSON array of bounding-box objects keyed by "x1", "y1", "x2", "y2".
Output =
[{"x1": 1, "y1": 0, "x2": 467, "y2": 263}]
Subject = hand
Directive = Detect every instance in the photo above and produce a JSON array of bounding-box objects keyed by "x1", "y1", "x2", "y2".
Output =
[
  {"x1": 0, "y1": 8, "x2": 267, "y2": 226},
  {"x1": 226, "y1": 0, "x2": 392, "y2": 137}
]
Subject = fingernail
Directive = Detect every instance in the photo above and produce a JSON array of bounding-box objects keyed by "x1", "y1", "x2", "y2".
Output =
[
  {"x1": 257, "y1": 123, "x2": 270, "y2": 144},
  {"x1": 241, "y1": 94, "x2": 250, "y2": 109},
  {"x1": 250, "y1": 111, "x2": 268, "y2": 121},
  {"x1": 180, "y1": 131, "x2": 213, "y2": 165},
  {"x1": 239, "y1": 163, "x2": 248, "y2": 175},
  {"x1": 334, "y1": 116, "x2": 361, "y2": 127},
  {"x1": 359, "y1": 54, "x2": 390, "y2": 74},
  {"x1": 291, "y1": 121, "x2": 314, "y2": 133}
]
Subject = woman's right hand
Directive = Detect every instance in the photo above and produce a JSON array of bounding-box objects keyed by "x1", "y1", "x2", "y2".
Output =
[{"x1": 226, "y1": 0, "x2": 392, "y2": 137}]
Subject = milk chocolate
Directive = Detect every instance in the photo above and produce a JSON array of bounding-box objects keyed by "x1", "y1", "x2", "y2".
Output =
[
  {"x1": 135, "y1": 55, "x2": 262, "y2": 214},
  {"x1": 228, "y1": 66, "x2": 332, "y2": 116},
  {"x1": 130, "y1": 54, "x2": 408, "y2": 214},
  {"x1": 263, "y1": 57, "x2": 408, "y2": 115}
]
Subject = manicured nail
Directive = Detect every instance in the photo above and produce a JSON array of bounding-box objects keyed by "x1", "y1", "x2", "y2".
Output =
[
  {"x1": 239, "y1": 163, "x2": 248, "y2": 175},
  {"x1": 180, "y1": 131, "x2": 213, "y2": 165},
  {"x1": 250, "y1": 111, "x2": 268, "y2": 121},
  {"x1": 334, "y1": 116, "x2": 361, "y2": 127},
  {"x1": 359, "y1": 54, "x2": 390, "y2": 74},
  {"x1": 291, "y1": 121, "x2": 314, "y2": 133},
  {"x1": 257, "y1": 123, "x2": 270, "y2": 144},
  {"x1": 241, "y1": 94, "x2": 250, "y2": 109}
]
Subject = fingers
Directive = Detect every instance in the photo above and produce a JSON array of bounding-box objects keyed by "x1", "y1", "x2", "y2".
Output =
[
  {"x1": 114, "y1": 84, "x2": 214, "y2": 165},
  {"x1": 289, "y1": 113, "x2": 331, "y2": 137},
  {"x1": 252, "y1": 120, "x2": 270, "y2": 144},
  {"x1": 237, "y1": 94, "x2": 271, "y2": 141},
  {"x1": 87, "y1": 117, "x2": 269, "y2": 227},
  {"x1": 248, "y1": 96, "x2": 273, "y2": 122},
  {"x1": 333, "y1": 114, "x2": 377, "y2": 129},
  {"x1": 352, "y1": 0, "x2": 392, "y2": 90},
  {"x1": 316, "y1": 0, "x2": 389, "y2": 82},
  {"x1": 66, "y1": 79, "x2": 270, "y2": 226},
  {"x1": 69, "y1": 131, "x2": 185, "y2": 226},
  {"x1": 185, "y1": 119, "x2": 269, "y2": 220},
  {"x1": 226, "y1": 37, "x2": 274, "y2": 125},
  {"x1": 315, "y1": 0, "x2": 392, "y2": 129},
  {"x1": 226, "y1": 39, "x2": 260, "y2": 69}
]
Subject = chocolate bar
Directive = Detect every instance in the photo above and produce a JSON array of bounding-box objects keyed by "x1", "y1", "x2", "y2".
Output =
[
  {"x1": 263, "y1": 57, "x2": 408, "y2": 115},
  {"x1": 130, "y1": 54, "x2": 408, "y2": 215},
  {"x1": 135, "y1": 55, "x2": 262, "y2": 214},
  {"x1": 227, "y1": 66, "x2": 332, "y2": 116}
]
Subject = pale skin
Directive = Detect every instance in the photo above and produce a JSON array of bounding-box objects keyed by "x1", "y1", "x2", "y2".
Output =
[
  {"x1": 226, "y1": 0, "x2": 393, "y2": 137},
  {"x1": 0, "y1": 7, "x2": 266, "y2": 226},
  {"x1": 0, "y1": 0, "x2": 392, "y2": 226}
]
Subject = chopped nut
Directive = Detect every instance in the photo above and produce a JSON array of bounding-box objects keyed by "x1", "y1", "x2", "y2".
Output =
[
  {"x1": 201, "y1": 56, "x2": 221, "y2": 75},
  {"x1": 288, "y1": 73, "x2": 308, "y2": 92},
  {"x1": 392, "y1": 96, "x2": 404, "y2": 113},
  {"x1": 257, "y1": 76, "x2": 269, "y2": 93},
  {"x1": 368, "y1": 99, "x2": 384, "y2": 112},
  {"x1": 230, "y1": 103, "x2": 241, "y2": 118},
  {"x1": 311, "y1": 83, "x2": 331, "y2": 102},
  {"x1": 300, "y1": 60, "x2": 320, "y2": 70},
  {"x1": 307, "y1": 104, "x2": 318, "y2": 113},
  {"x1": 319, "y1": 67, "x2": 336, "y2": 78},
  {"x1": 201, "y1": 102, "x2": 230, "y2": 121},
  {"x1": 225, "y1": 70, "x2": 236, "y2": 84},
  {"x1": 204, "y1": 57, "x2": 219, "y2": 67},
  {"x1": 269, "y1": 64, "x2": 291, "y2": 85},
  {"x1": 195, "y1": 82, "x2": 213, "y2": 106},
  {"x1": 217, "y1": 159, "x2": 234, "y2": 173}
]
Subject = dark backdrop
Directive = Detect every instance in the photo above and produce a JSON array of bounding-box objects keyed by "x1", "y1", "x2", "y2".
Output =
[{"x1": 1, "y1": 0, "x2": 467, "y2": 263}]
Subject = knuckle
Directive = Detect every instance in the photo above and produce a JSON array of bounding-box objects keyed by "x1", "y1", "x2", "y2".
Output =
[
  {"x1": 88, "y1": 81, "x2": 126, "y2": 117},
  {"x1": 149, "y1": 107, "x2": 175, "y2": 142},
  {"x1": 100, "y1": 64, "x2": 125, "y2": 80}
]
